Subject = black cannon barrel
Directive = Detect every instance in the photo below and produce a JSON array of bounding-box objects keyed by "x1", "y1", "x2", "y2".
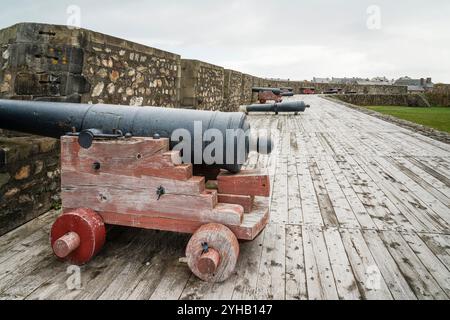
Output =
[
  {"x1": 240, "y1": 101, "x2": 309, "y2": 114},
  {"x1": 280, "y1": 92, "x2": 294, "y2": 97},
  {"x1": 0, "y1": 99, "x2": 272, "y2": 173},
  {"x1": 252, "y1": 87, "x2": 282, "y2": 95}
]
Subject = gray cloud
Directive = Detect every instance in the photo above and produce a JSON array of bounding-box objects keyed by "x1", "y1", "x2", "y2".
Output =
[{"x1": 1, "y1": 0, "x2": 448, "y2": 82}]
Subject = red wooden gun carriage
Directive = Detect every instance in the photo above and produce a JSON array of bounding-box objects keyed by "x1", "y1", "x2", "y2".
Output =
[{"x1": 52, "y1": 136, "x2": 270, "y2": 283}]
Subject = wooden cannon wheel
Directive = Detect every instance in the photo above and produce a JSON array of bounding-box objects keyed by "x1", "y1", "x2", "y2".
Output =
[
  {"x1": 186, "y1": 223, "x2": 240, "y2": 283},
  {"x1": 50, "y1": 208, "x2": 106, "y2": 265}
]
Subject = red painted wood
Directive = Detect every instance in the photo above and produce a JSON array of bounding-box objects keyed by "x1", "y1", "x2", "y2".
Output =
[
  {"x1": 50, "y1": 208, "x2": 106, "y2": 265},
  {"x1": 218, "y1": 194, "x2": 254, "y2": 213},
  {"x1": 61, "y1": 136, "x2": 193, "y2": 181},
  {"x1": 258, "y1": 91, "x2": 282, "y2": 104},
  {"x1": 62, "y1": 171, "x2": 206, "y2": 197},
  {"x1": 197, "y1": 249, "x2": 220, "y2": 275},
  {"x1": 95, "y1": 197, "x2": 269, "y2": 241},
  {"x1": 62, "y1": 190, "x2": 243, "y2": 226},
  {"x1": 52, "y1": 232, "x2": 81, "y2": 258},
  {"x1": 218, "y1": 169, "x2": 271, "y2": 197},
  {"x1": 186, "y1": 223, "x2": 239, "y2": 283}
]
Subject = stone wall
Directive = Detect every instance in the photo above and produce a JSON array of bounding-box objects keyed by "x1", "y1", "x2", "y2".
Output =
[
  {"x1": 0, "y1": 23, "x2": 88, "y2": 103},
  {"x1": 223, "y1": 69, "x2": 243, "y2": 112},
  {"x1": 82, "y1": 31, "x2": 180, "y2": 107},
  {"x1": 180, "y1": 59, "x2": 224, "y2": 110},
  {"x1": 0, "y1": 136, "x2": 60, "y2": 235},
  {"x1": 331, "y1": 94, "x2": 431, "y2": 107},
  {"x1": 426, "y1": 84, "x2": 450, "y2": 107},
  {"x1": 240, "y1": 74, "x2": 253, "y2": 105},
  {"x1": 0, "y1": 23, "x2": 181, "y2": 106}
]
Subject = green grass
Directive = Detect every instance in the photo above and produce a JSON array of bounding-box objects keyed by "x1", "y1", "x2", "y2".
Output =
[{"x1": 364, "y1": 106, "x2": 450, "y2": 133}]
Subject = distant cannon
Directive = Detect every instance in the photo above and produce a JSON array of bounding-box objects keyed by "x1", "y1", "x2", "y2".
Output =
[
  {"x1": 280, "y1": 87, "x2": 294, "y2": 92},
  {"x1": 240, "y1": 101, "x2": 310, "y2": 115},
  {"x1": 252, "y1": 87, "x2": 294, "y2": 103},
  {"x1": 301, "y1": 87, "x2": 316, "y2": 95}
]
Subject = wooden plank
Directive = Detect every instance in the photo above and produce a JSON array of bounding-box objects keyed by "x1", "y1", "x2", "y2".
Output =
[
  {"x1": 392, "y1": 156, "x2": 450, "y2": 204},
  {"x1": 0, "y1": 246, "x2": 54, "y2": 296},
  {"x1": 62, "y1": 187, "x2": 244, "y2": 226},
  {"x1": 285, "y1": 225, "x2": 307, "y2": 300},
  {"x1": 287, "y1": 157, "x2": 302, "y2": 225},
  {"x1": 61, "y1": 136, "x2": 193, "y2": 181},
  {"x1": 25, "y1": 227, "x2": 136, "y2": 300},
  {"x1": 0, "y1": 210, "x2": 58, "y2": 255},
  {"x1": 269, "y1": 156, "x2": 288, "y2": 224},
  {"x1": 218, "y1": 194, "x2": 254, "y2": 213},
  {"x1": 315, "y1": 157, "x2": 361, "y2": 229},
  {"x1": 149, "y1": 260, "x2": 193, "y2": 300},
  {"x1": 76, "y1": 229, "x2": 172, "y2": 300},
  {"x1": 218, "y1": 169, "x2": 270, "y2": 197},
  {"x1": 336, "y1": 155, "x2": 412, "y2": 232},
  {"x1": 361, "y1": 230, "x2": 417, "y2": 300},
  {"x1": 353, "y1": 155, "x2": 448, "y2": 233},
  {"x1": 302, "y1": 226, "x2": 339, "y2": 300},
  {"x1": 308, "y1": 158, "x2": 340, "y2": 227},
  {"x1": 113, "y1": 231, "x2": 189, "y2": 300},
  {"x1": 373, "y1": 156, "x2": 450, "y2": 226},
  {"x1": 339, "y1": 228, "x2": 393, "y2": 299},
  {"x1": 378, "y1": 230, "x2": 448, "y2": 300},
  {"x1": 401, "y1": 232, "x2": 450, "y2": 297},
  {"x1": 255, "y1": 223, "x2": 286, "y2": 300},
  {"x1": 97, "y1": 197, "x2": 269, "y2": 241},
  {"x1": 0, "y1": 255, "x2": 66, "y2": 300},
  {"x1": 323, "y1": 227, "x2": 361, "y2": 300},
  {"x1": 418, "y1": 233, "x2": 450, "y2": 271},
  {"x1": 231, "y1": 231, "x2": 266, "y2": 300},
  {"x1": 62, "y1": 171, "x2": 206, "y2": 196},
  {"x1": 296, "y1": 156, "x2": 324, "y2": 227},
  {"x1": 324, "y1": 156, "x2": 377, "y2": 230},
  {"x1": 410, "y1": 157, "x2": 450, "y2": 182},
  {"x1": 0, "y1": 227, "x2": 127, "y2": 300}
]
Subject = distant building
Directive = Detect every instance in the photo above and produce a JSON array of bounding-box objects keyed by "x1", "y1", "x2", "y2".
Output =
[
  {"x1": 394, "y1": 76, "x2": 434, "y2": 92},
  {"x1": 313, "y1": 77, "x2": 331, "y2": 84},
  {"x1": 357, "y1": 76, "x2": 393, "y2": 86},
  {"x1": 265, "y1": 77, "x2": 290, "y2": 82},
  {"x1": 331, "y1": 77, "x2": 363, "y2": 84}
]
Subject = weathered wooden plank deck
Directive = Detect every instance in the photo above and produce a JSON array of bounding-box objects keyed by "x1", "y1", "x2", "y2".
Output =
[{"x1": 0, "y1": 95, "x2": 449, "y2": 300}]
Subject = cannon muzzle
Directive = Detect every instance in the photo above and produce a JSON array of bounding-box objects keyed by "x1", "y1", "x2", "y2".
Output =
[
  {"x1": 240, "y1": 101, "x2": 309, "y2": 114},
  {"x1": 252, "y1": 87, "x2": 283, "y2": 95},
  {"x1": 0, "y1": 99, "x2": 272, "y2": 173}
]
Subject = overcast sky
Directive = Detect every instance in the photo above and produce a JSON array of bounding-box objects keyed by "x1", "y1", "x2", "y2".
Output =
[{"x1": 1, "y1": 0, "x2": 449, "y2": 83}]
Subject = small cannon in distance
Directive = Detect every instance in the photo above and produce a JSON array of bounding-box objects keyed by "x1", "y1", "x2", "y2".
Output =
[
  {"x1": 301, "y1": 87, "x2": 316, "y2": 95},
  {"x1": 0, "y1": 99, "x2": 273, "y2": 173},
  {"x1": 323, "y1": 88, "x2": 343, "y2": 94},
  {"x1": 251, "y1": 87, "x2": 294, "y2": 104},
  {"x1": 240, "y1": 101, "x2": 310, "y2": 115}
]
